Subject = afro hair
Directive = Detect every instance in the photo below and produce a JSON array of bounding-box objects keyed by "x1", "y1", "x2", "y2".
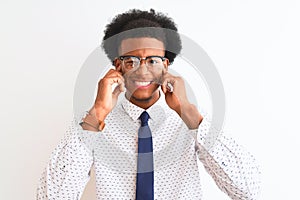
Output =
[{"x1": 102, "y1": 9, "x2": 182, "y2": 64}]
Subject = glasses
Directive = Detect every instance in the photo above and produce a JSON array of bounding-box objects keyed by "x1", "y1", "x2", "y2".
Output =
[{"x1": 118, "y1": 55, "x2": 168, "y2": 71}]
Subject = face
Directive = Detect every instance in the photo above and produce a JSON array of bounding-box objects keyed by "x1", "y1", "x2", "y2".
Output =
[{"x1": 115, "y1": 37, "x2": 169, "y2": 107}]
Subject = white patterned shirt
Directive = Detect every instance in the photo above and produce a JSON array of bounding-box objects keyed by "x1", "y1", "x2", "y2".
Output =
[{"x1": 37, "y1": 93, "x2": 261, "y2": 199}]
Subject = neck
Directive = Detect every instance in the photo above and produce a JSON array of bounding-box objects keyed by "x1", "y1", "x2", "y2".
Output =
[{"x1": 126, "y1": 91, "x2": 160, "y2": 109}]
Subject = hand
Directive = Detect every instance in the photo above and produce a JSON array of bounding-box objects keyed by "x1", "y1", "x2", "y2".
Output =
[
  {"x1": 160, "y1": 72, "x2": 203, "y2": 129},
  {"x1": 160, "y1": 72, "x2": 189, "y2": 115},
  {"x1": 93, "y1": 69, "x2": 125, "y2": 121}
]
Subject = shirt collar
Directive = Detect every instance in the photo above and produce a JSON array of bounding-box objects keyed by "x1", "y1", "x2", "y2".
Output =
[{"x1": 121, "y1": 90, "x2": 167, "y2": 122}]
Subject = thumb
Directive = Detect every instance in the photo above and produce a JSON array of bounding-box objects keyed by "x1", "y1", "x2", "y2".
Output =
[
  {"x1": 161, "y1": 84, "x2": 167, "y2": 94},
  {"x1": 112, "y1": 85, "x2": 123, "y2": 98}
]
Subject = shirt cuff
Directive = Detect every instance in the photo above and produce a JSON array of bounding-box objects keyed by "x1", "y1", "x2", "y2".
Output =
[
  {"x1": 188, "y1": 111, "x2": 222, "y2": 151},
  {"x1": 71, "y1": 111, "x2": 99, "y2": 150},
  {"x1": 76, "y1": 111, "x2": 102, "y2": 132}
]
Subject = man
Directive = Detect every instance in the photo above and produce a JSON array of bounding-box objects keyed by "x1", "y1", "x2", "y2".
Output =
[{"x1": 37, "y1": 9, "x2": 261, "y2": 199}]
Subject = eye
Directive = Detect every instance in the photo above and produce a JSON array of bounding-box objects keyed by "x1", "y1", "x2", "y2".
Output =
[
  {"x1": 124, "y1": 60, "x2": 134, "y2": 65},
  {"x1": 124, "y1": 57, "x2": 139, "y2": 66},
  {"x1": 147, "y1": 57, "x2": 161, "y2": 65}
]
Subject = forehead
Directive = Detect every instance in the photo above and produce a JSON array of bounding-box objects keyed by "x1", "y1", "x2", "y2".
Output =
[{"x1": 119, "y1": 37, "x2": 165, "y2": 55}]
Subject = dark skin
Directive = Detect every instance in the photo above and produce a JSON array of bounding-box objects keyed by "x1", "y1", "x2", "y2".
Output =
[{"x1": 81, "y1": 37, "x2": 203, "y2": 131}]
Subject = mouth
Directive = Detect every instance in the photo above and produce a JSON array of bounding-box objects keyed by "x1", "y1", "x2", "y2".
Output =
[{"x1": 134, "y1": 81, "x2": 153, "y2": 88}]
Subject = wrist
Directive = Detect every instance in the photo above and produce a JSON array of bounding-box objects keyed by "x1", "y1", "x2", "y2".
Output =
[
  {"x1": 80, "y1": 121, "x2": 99, "y2": 132},
  {"x1": 93, "y1": 104, "x2": 109, "y2": 122},
  {"x1": 180, "y1": 103, "x2": 202, "y2": 129},
  {"x1": 81, "y1": 110, "x2": 106, "y2": 132}
]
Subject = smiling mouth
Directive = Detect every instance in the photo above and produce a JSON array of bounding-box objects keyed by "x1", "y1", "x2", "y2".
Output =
[{"x1": 134, "y1": 81, "x2": 152, "y2": 87}]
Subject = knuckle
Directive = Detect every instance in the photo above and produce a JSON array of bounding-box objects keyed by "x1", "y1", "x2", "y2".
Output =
[{"x1": 99, "y1": 78, "x2": 108, "y2": 85}]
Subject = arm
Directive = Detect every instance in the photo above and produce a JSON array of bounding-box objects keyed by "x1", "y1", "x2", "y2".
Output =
[
  {"x1": 37, "y1": 68, "x2": 124, "y2": 199},
  {"x1": 194, "y1": 114, "x2": 261, "y2": 199},
  {"x1": 161, "y1": 73, "x2": 261, "y2": 198},
  {"x1": 37, "y1": 116, "x2": 95, "y2": 200},
  {"x1": 81, "y1": 69, "x2": 125, "y2": 132},
  {"x1": 160, "y1": 74, "x2": 203, "y2": 129}
]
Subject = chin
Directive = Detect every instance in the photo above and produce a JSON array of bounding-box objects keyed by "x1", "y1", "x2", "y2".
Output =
[
  {"x1": 130, "y1": 90, "x2": 154, "y2": 100},
  {"x1": 131, "y1": 95, "x2": 153, "y2": 102}
]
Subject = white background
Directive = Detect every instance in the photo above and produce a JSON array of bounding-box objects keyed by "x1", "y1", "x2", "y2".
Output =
[{"x1": 1, "y1": 0, "x2": 299, "y2": 199}]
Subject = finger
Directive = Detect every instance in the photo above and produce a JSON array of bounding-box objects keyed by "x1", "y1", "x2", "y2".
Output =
[
  {"x1": 160, "y1": 71, "x2": 178, "y2": 93},
  {"x1": 106, "y1": 68, "x2": 119, "y2": 75},
  {"x1": 161, "y1": 77, "x2": 174, "y2": 93},
  {"x1": 112, "y1": 80, "x2": 125, "y2": 103},
  {"x1": 108, "y1": 70, "x2": 124, "y2": 79},
  {"x1": 119, "y1": 79, "x2": 125, "y2": 92},
  {"x1": 104, "y1": 74, "x2": 125, "y2": 86},
  {"x1": 160, "y1": 78, "x2": 169, "y2": 93},
  {"x1": 161, "y1": 79, "x2": 170, "y2": 94},
  {"x1": 161, "y1": 84, "x2": 166, "y2": 94},
  {"x1": 109, "y1": 72, "x2": 125, "y2": 92},
  {"x1": 105, "y1": 69, "x2": 124, "y2": 80},
  {"x1": 104, "y1": 69, "x2": 117, "y2": 77},
  {"x1": 167, "y1": 82, "x2": 174, "y2": 92},
  {"x1": 112, "y1": 84, "x2": 122, "y2": 97},
  {"x1": 115, "y1": 75, "x2": 125, "y2": 92},
  {"x1": 160, "y1": 74, "x2": 169, "y2": 93}
]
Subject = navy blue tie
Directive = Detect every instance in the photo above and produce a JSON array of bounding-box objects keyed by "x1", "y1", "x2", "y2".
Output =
[{"x1": 136, "y1": 111, "x2": 154, "y2": 200}]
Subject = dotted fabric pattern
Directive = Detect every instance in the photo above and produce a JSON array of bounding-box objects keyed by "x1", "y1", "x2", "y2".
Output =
[{"x1": 37, "y1": 94, "x2": 261, "y2": 199}]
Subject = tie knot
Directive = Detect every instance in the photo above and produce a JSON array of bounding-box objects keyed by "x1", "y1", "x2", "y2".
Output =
[{"x1": 139, "y1": 111, "x2": 149, "y2": 126}]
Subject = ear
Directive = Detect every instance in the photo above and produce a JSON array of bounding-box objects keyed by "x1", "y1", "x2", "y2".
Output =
[
  {"x1": 162, "y1": 58, "x2": 169, "y2": 73},
  {"x1": 113, "y1": 58, "x2": 123, "y2": 73}
]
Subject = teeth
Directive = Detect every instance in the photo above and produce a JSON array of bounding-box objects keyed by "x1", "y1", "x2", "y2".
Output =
[{"x1": 135, "y1": 81, "x2": 151, "y2": 86}]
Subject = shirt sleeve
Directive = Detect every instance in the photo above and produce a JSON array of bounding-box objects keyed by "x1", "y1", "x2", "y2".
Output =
[
  {"x1": 37, "y1": 113, "x2": 97, "y2": 200},
  {"x1": 192, "y1": 113, "x2": 261, "y2": 199}
]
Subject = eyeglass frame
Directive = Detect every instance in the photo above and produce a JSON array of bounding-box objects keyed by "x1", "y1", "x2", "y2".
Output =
[{"x1": 117, "y1": 55, "x2": 168, "y2": 71}]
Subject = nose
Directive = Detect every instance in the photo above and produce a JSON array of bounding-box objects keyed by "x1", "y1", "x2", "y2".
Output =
[{"x1": 135, "y1": 60, "x2": 148, "y2": 74}]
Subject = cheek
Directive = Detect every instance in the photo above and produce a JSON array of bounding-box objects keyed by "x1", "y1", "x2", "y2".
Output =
[{"x1": 152, "y1": 72, "x2": 164, "y2": 84}]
